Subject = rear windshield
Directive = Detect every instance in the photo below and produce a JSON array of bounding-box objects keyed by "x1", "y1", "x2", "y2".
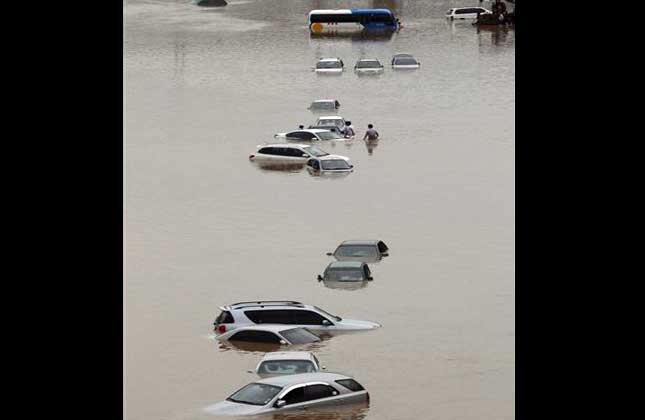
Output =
[
  {"x1": 280, "y1": 328, "x2": 321, "y2": 344},
  {"x1": 317, "y1": 119, "x2": 342, "y2": 127},
  {"x1": 317, "y1": 61, "x2": 342, "y2": 69},
  {"x1": 325, "y1": 268, "x2": 364, "y2": 281},
  {"x1": 258, "y1": 360, "x2": 316, "y2": 375},
  {"x1": 215, "y1": 311, "x2": 234, "y2": 324},
  {"x1": 357, "y1": 61, "x2": 381, "y2": 69},
  {"x1": 311, "y1": 102, "x2": 335, "y2": 109},
  {"x1": 336, "y1": 244, "x2": 377, "y2": 258},
  {"x1": 227, "y1": 383, "x2": 282, "y2": 406},
  {"x1": 316, "y1": 131, "x2": 341, "y2": 141},
  {"x1": 321, "y1": 160, "x2": 351, "y2": 170},
  {"x1": 303, "y1": 145, "x2": 328, "y2": 157}
]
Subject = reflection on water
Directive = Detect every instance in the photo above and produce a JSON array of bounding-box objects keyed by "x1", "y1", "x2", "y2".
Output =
[
  {"x1": 218, "y1": 340, "x2": 328, "y2": 354},
  {"x1": 321, "y1": 280, "x2": 369, "y2": 292},
  {"x1": 267, "y1": 402, "x2": 370, "y2": 420},
  {"x1": 310, "y1": 30, "x2": 395, "y2": 42},
  {"x1": 252, "y1": 161, "x2": 307, "y2": 173}
]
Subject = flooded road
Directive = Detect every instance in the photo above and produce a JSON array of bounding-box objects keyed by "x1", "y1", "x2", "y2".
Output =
[{"x1": 124, "y1": 1, "x2": 514, "y2": 420}]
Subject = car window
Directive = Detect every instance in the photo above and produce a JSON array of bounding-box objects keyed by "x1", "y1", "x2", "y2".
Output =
[
  {"x1": 291, "y1": 310, "x2": 330, "y2": 325},
  {"x1": 302, "y1": 132, "x2": 316, "y2": 140},
  {"x1": 312, "y1": 160, "x2": 321, "y2": 170},
  {"x1": 229, "y1": 330, "x2": 282, "y2": 343},
  {"x1": 335, "y1": 379, "x2": 365, "y2": 392},
  {"x1": 245, "y1": 310, "x2": 292, "y2": 324},
  {"x1": 258, "y1": 147, "x2": 278, "y2": 155},
  {"x1": 280, "y1": 328, "x2": 321, "y2": 344},
  {"x1": 377, "y1": 241, "x2": 389, "y2": 253},
  {"x1": 336, "y1": 244, "x2": 378, "y2": 259},
  {"x1": 304, "y1": 384, "x2": 338, "y2": 401},
  {"x1": 321, "y1": 159, "x2": 351, "y2": 170},
  {"x1": 303, "y1": 146, "x2": 328, "y2": 157},
  {"x1": 282, "y1": 386, "x2": 306, "y2": 405},
  {"x1": 228, "y1": 383, "x2": 282, "y2": 406},
  {"x1": 215, "y1": 310, "x2": 234, "y2": 324},
  {"x1": 286, "y1": 131, "x2": 305, "y2": 139},
  {"x1": 258, "y1": 360, "x2": 316, "y2": 375},
  {"x1": 325, "y1": 268, "x2": 364, "y2": 281},
  {"x1": 455, "y1": 9, "x2": 468, "y2": 14},
  {"x1": 316, "y1": 131, "x2": 340, "y2": 141}
]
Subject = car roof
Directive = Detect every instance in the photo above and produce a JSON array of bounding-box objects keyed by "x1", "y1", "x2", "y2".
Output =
[
  {"x1": 339, "y1": 240, "x2": 381, "y2": 246},
  {"x1": 312, "y1": 99, "x2": 336, "y2": 103},
  {"x1": 258, "y1": 143, "x2": 310, "y2": 149},
  {"x1": 393, "y1": 53, "x2": 414, "y2": 57},
  {"x1": 302, "y1": 129, "x2": 332, "y2": 134},
  {"x1": 358, "y1": 58, "x2": 380, "y2": 62},
  {"x1": 318, "y1": 58, "x2": 341, "y2": 62},
  {"x1": 327, "y1": 261, "x2": 365, "y2": 268},
  {"x1": 318, "y1": 116, "x2": 344, "y2": 119},
  {"x1": 318, "y1": 155, "x2": 350, "y2": 161},
  {"x1": 259, "y1": 352, "x2": 315, "y2": 362},
  {"x1": 255, "y1": 372, "x2": 352, "y2": 387},
  {"x1": 227, "y1": 300, "x2": 307, "y2": 310}
]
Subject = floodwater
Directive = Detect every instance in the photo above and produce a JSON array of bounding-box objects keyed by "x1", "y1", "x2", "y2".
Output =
[{"x1": 124, "y1": 1, "x2": 514, "y2": 420}]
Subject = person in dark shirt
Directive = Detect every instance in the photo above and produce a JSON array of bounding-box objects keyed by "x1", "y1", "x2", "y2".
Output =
[{"x1": 363, "y1": 124, "x2": 379, "y2": 141}]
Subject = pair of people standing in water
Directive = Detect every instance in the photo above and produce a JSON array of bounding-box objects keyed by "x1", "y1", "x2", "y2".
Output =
[{"x1": 298, "y1": 122, "x2": 379, "y2": 140}]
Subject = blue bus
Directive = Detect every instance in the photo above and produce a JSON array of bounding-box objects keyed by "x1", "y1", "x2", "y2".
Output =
[{"x1": 308, "y1": 9, "x2": 399, "y2": 33}]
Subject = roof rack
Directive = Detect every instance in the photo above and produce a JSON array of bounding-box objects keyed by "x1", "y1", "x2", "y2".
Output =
[{"x1": 230, "y1": 300, "x2": 303, "y2": 307}]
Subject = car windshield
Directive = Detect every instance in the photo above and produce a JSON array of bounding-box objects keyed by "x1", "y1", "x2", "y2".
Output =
[
  {"x1": 321, "y1": 159, "x2": 351, "y2": 170},
  {"x1": 303, "y1": 146, "x2": 328, "y2": 157},
  {"x1": 227, "y1": 383, "x2": 282, "y2": 406},
  {"x1": 258, "y1": 360, "x2": 316, "y2": 375},
  {"x1": 325, "y1": 268, "x2": 364, "y2": 281},
  {"x1": 395, "y1": 58, "x2": 418, "y2": 65},
  {"x1": 317, "y1": 131, "x2": 341, "y2": 141},
  {"x1": 311, "y1": 102, "x2": 335, "y2": 109},
  {"x1": 280, "y1": 328, "x2": 321, "y2": 344},
  {"x1": 317, "y1": 61, "x2": 341, "y2": 69},
  {"x1": 336, "y1": 245, "x2": 378, "y2": 259},
  {"x1": 357, "y1": 61, "x2": 381, "y2": 68},
  {"x1": 314, "y1": 306, "x2": 342, "y2": 322}
]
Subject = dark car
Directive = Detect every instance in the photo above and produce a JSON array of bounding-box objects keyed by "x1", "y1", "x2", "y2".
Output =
[
  {"x1": 327, "y1": 240, "x2": 389, "y2": 263},
  {"x1": 318, "y1": 261, "x2": 373, "y2": 282}
]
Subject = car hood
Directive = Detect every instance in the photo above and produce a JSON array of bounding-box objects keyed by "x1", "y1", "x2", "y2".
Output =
[
  {"x1": 338, "y1": 318, "x2": 382, "y2": 329},
  {"x1": 204, "y1": 400, "x2": 265, "y2": 416}
]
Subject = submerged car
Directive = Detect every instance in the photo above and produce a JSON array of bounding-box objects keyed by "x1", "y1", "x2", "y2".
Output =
[
  {"x1": 314, "y1": 58, "x2": 344, "y2": 73},
  {"x1": 217, "y1": 325, "x2": 321, "y2": 345},
  {"x1": 213, "y1": 300, "x2": 381, "y2": 336},
  {"x1": 309, "y1": 99, "x2": 341, "y2": 111},
  {"x1": 249, "y1": 143, "x2": 330, "y2": 162},
  {"x1": 327, "y1": 240, "x2": 390, "y2": 263},
  {"x1": 318, "y1": 261, "x2": 373, "y2": 282},
  {"x1": 254, "y1": 352, "x2": 325, "y2": 377},
  {"x1": 354, "y1": 59, "x2": 384, "y2": 74},
  {"x1": 392, "y1": 53, "x2": 421, "y2": 69},
  {"x1": 274, "y1": 129, "x2": 342, "y2": 141},
  {"x1": 445, "y1": 7, "x2": 491, "y2": 20},
  {"x1": 204, "y1": 372, "x2": 369, "y2": 416},
  {"x1": 306, "y1": 155, "x2": 354, "y2": 173}
]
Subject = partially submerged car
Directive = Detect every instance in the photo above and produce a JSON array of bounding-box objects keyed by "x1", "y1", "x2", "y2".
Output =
[
  {"x1": 354, "y1": 59, "x2": 384, "y2": 74},
  {"x1": 254, "y1": 352, "x2": 325, "y2": 377},
  {"x1": 249, "y1": 143, "x2": 330, "y2": 162},
  {"x1": 445, "y1": 7, "x2": 491, "y2": 20},
  {"x1": 327, "y1": 240, "x2": 390, "y2": 263},
  {"x1": 217, "y1": 325, "x2": 321, "y2": 346},
  {"x1": 204, "y1": 372, "x2": 369, "y2": 416},
  {"x1": 309, "y1": 99, "x2": 341, "y2": 111},
  {"x1": 306, "y1": 155, "x2": 354, "y2": 174},
  {"x1": 213, "y1": 301, "x2": 381, "y2": 336},
  {"x1": 318, "y1": 261, "x2": 373, "y2": 282},
  {"x1": 392, "y1": 53, "x2": 421, "y2": 69},
  {"x1": 314, "y1": 58, "x2": 344, "y2": 73},
  {"x1": 274, "y1": 129, "x2": 343, "y2": 141}
]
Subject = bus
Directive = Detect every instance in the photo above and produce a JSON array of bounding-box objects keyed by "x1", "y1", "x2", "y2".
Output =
[{"x1": 308, "y1": 9, "x2": 399, "y2": 34}]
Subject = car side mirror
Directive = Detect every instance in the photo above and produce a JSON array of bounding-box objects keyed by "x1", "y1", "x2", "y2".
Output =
[
  {"x1": 317, "y1": 275, "x2": 323, "y2": 281},
  {"x1": 321, "y1": 365, "x2": 327, "y2": 370},
  {"x1": 322, "y1": 319, "x2": 331, "y2": 326},
  {"x1": 326, "y1": 252, "x2": 333, "y2": 256},
  {"x1": 381, "y1": 252, "x2": 389, "y2": 257},
  {"x1": 275, "y1": 400, "x2": 286, "y2": 409},
  {"x1": 302, "y1": 154, "x2": 310, "y2": 158},
  {"x1": 247, "y1": 370, "x2": 254, "y2": 374},
  {"x1": 367, "y1": 276, "x2": 374, "y2": 281},
  {"x1": 279, "y1": 340, "x2": 287, "y2": 345}
]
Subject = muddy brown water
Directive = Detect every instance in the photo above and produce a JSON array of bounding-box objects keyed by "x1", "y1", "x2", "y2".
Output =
[{"x1": 124, "y1": 1, "x2": 514, "y2": 419}]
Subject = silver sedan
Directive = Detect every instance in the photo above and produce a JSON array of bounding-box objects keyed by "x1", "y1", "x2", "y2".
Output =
[{"x1": 204, "y1": 372, "x2": 369, "y2": 416}]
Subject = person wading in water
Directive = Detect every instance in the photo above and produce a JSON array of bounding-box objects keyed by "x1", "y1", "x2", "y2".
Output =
[{"x1": 363, "y1": 124, "x2": 379, "y2": 141}]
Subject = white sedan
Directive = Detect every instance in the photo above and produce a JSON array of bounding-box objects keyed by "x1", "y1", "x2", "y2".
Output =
[{"x1": 274, "y1": 129, "x2": 344, "y2": 141}]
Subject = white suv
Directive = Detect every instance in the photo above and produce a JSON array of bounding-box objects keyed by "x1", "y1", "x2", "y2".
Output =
[
  {"x1": 445, "y1": 7, "x2": 491, "y2": 20},
  {"x1": 213, "y1": 300, "x2": 381, "y2": 336}
]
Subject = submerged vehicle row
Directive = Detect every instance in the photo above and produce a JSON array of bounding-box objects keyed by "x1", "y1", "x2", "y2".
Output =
[{"x1": 314, "y1": 55, "x2": 420, "y2": 73}]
